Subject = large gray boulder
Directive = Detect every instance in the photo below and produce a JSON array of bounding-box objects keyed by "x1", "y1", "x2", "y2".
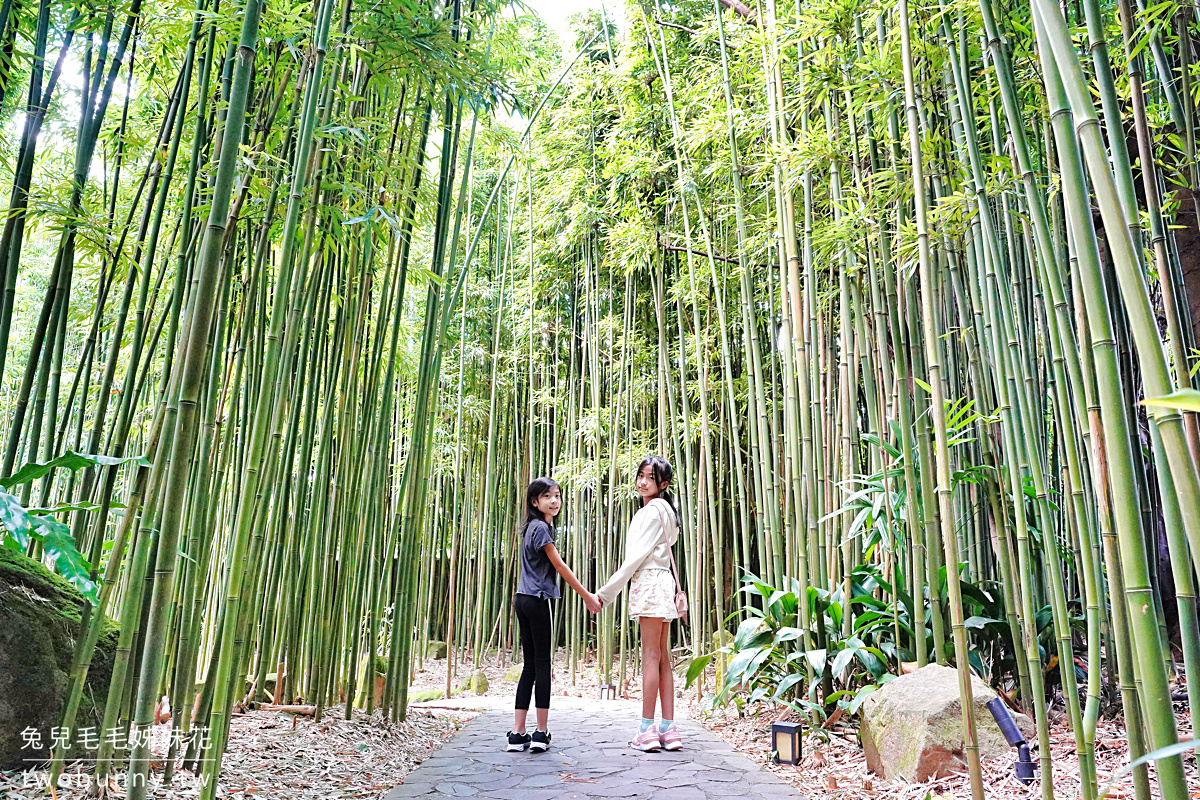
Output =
[
  {"x1": 0, "y1": 547, "x2": 117, "y2": 768},
  {"x1": 860, "y1": 663, "x2": 1034, "y2": 782}
]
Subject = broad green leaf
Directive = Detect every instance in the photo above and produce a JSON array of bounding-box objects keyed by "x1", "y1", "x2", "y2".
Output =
[
  {"x1": 2, "y1": 529, "x2": 26, "y2": 552},
  {"x1": 2, "y1": 451, "x2": 151, "y2": 489},
  {"x1": 733, "y1": 617, "x2": 768, "y2": 649},
  {"x1": 725, "y1": 646, "x2": 765, "y2": 681},
  {"x1": 36, "y1": 515, "x2": 98, "y2": 602},
  {"x1": 751, "y1": 580, "x2": 775, "y2": 600},
  {"x1": 742, "y1": 646, "x2": 774, "y2": 684},
  {"x1": 849, "y1": 684, "x2": 878, "y2": 715},
  {"x1": 685, "y1": 654, "x2": 712, "y2": 688},
  {"x1": 770, "y1": 673, "x2": 805, "y2": 702},
  {"x1": 0, "y1": 489, "x2": 97, "y2": 603},
  {"x1": 766, "y1": 589, "x2": 790, "y2": 610},
  {"x1": 774, "y1": 627, "x2": 805, "y2": 644},
  {"x1": 0, "y1": 490, "x2": 34, "y2": 549},
  {"x1": 826, "y1": 689, "x2": 854, "y2": 705},
  {"x1": 831, "y1": 646, "x2": 857, "y2": 678},
  {"x1": 27, "y1": 501, "x2": 124, "y2": 515},
  {"x1": 849, "y1": 593, "x2": 887, "y2": 609},
  {"x1": 856, "y1": 648, "x2": 885, "y2": 677},
  {"x1": 1143, "y1": 389, "x2": 1200, "y2": 413}
]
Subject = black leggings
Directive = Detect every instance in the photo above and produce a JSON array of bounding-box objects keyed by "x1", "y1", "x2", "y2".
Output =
[{"x1": 514, "y1": 593, "x2": 554, "y2": 710}]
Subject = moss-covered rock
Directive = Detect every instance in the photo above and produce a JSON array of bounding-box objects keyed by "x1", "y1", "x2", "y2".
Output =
[
  {"x1": 425, "y1": 640, "x2": 447, "y2": 660},
  {"x1": 859, "y1": 663, "x2": 1035, "y2": 782},
  {"x1": 0, "y1": 547, "x2": 117, "y2": 769},
  {"x1": 409, "y1": 688, "x2": 447, "y2": 703},
  {"x1": 458, "y1": 670, "x2": 489, "y2": 695}
]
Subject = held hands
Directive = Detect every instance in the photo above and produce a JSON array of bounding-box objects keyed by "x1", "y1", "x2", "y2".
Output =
[{"x1": 583, "y1": 592, "x2": 602, "y2": 614}]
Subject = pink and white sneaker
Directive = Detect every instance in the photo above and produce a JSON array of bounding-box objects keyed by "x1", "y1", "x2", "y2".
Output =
[
  {"x1": 659, "y1": 724, "x2": 683, "y2": 751},
  {"x1": 630, "y1": 727, "x2": 662, "y2": 752}
]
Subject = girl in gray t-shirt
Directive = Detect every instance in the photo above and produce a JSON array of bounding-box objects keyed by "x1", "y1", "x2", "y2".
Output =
[{"x1": 507, "y1": 477, "x2": 601, "y2": 753}]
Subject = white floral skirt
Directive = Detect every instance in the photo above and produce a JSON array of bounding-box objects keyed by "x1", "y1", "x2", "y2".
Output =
[{"x1": 628, "y1": 567, "x2": 678, "y2": 620}]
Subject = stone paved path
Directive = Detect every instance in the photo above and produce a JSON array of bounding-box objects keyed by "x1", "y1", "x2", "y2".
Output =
[{"x1": 387, "y1": 703, "x2": 805, "y2": 799}]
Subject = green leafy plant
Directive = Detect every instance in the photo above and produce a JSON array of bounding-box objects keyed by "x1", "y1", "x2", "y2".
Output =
[
  {"x1": 687, "y1": 568, "x2": 901, "y2": 723},
  {"x1": 685, "y1": 587, "x2": 814, "y2": 716},
  {"x1": 0, "y1": 451, "x2": 149, "y2": 603}
]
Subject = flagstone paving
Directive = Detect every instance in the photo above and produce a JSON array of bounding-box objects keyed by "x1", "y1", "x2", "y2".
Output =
[{"x1": 387, "y1": 702, "x2": 805, "y2": 799}]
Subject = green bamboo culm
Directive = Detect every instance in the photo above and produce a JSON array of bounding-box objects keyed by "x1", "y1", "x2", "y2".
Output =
[
  {"x1": 125, "y1": 0, "x2": 266, "y2": 798},
  {"x1": 896, "y1": 0, "x2": 983, "y2": 795}
]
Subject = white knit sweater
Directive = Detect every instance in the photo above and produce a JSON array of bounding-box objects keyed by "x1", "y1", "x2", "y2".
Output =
[{"x1": 596, "y1": 498, "x2": 678, "y2": 606}]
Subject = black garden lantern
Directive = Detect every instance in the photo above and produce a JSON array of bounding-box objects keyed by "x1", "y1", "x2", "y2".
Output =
[
  {"x1": 599, "y1": 683, "x2": 617, "y2": 700},
  {"x1": 771, "y1": 721, "x2": 803, "y2": 765}
]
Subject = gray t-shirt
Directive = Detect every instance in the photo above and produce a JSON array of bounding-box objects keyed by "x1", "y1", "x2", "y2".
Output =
[{"x1": 516, "y1": 520, "x2": 560, "y2": 600}]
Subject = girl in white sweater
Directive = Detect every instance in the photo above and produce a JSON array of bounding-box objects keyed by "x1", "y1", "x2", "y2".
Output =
[{"x1": 596, "y1": 456, "x2": 684, "y2": 752}]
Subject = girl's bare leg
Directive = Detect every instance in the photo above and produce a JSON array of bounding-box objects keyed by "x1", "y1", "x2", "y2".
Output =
[
  {"x1": 658, "y1": 621, "x2": 674, "y2": 720},
  {"x1": 639, "y1": 617, "x2": 665, "y2": 720},
  {"x1": 513, "y1": 708, "x2": 548, "y2": 733}
]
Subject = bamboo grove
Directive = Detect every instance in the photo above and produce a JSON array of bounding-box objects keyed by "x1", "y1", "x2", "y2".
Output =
[{"x1": 2, "y1": 0, "x2": 1200, "y2": 798}]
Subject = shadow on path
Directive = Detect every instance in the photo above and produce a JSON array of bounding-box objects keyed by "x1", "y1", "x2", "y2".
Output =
[{"x1": 387, "y1": 703, "x2": 805, "y2": 799}]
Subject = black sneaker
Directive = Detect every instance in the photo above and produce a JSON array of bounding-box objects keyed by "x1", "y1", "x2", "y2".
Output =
[
  {"x1": 506, "y1": 731, "x2": 531, "y2": 752},
  {"x1": 531, "y1": 730, "x2": 551, "y2": 753}
]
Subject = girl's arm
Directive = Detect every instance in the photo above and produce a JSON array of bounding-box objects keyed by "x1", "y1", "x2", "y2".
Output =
[
  {"x1": 595, "y1": 508, "x2": 662, "y2": 607},
  {"x1": 544, "y1": 543, "x2": 601, "y2": 612}
]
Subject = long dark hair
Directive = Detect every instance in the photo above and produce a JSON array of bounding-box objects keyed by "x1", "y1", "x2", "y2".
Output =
[
  {"x1": 519, "y1": 477, "x2": 560, "y2": 537},
  {"x1": 638, "y1": 455, "x2": 681, "y2": 525}
]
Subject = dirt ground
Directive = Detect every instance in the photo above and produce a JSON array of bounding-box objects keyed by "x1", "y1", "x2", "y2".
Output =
[
  {"x1": 0, "y1": 650, "x2": 605, "y2": 800},
  {"x1": 5, "y1": 650, "x2": 1196, "y2": 800},
  {"x1": 690, "y1": 699, "x2": 1199, "y2": 800},
  {"x1": 0, "y1": 707, "x2": 472, "y2": 800}
]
